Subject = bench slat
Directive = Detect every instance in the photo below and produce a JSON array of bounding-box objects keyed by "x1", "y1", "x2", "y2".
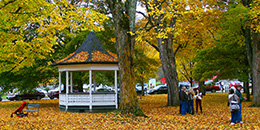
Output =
[{"x1": 25, "y1": 104, "x2": 40, "y2": 116}]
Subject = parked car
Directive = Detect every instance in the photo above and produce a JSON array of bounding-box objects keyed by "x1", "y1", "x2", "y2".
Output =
[
  {"x1": 96, "y1": 88, "x2": 115, "y2": 92},
  {"x1": 205, "y1": 81, "x2": 221, "y2": 93},
  {"x1": 136, "y1": 85, "x2": 148, "y2": 95},
  {"x1": 36, "y1": 88, "x2": 48, "y2": 97},
  {"x1": 229, "y1": 81, "x2": 243, "y2": 87},
  {"x1": 48, "y1": 89, "x2": 60, "y2": 99},
  {"x1": 147, "y1": 85, "x2": 168, "y2": 94},
  {"x1": 6, "y1": 89, "x2": 45, "y2": 101},
  {"x1": 48, "y1": 87, "x2": 78, "y2": 99}
]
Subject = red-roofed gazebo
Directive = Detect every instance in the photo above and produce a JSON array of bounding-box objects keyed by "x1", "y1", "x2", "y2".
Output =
[{"x1": 53, "y1": 31, "x2": 118, "y2": 112}]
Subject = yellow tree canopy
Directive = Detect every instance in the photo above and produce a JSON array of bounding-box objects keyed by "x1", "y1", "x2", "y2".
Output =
[{"x1": 0, "y1": 0, "x2": 108, "y2": 73}]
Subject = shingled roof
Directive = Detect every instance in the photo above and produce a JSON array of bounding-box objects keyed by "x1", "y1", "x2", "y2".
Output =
[{"x1": 54, "y1": 31, "x2": 118, "y2": 65}]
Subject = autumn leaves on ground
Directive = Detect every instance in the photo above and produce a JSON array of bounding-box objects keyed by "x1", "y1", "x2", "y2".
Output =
[{"x1": 0, "y1": 93, "x2": 259, "y2": 129}]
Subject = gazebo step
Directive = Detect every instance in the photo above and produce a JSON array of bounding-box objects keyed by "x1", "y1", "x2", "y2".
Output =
[{"x1": 59, "y1": 105, "x2": 116, "y2": 113}]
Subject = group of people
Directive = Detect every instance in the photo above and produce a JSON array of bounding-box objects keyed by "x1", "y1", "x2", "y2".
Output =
[
  {"x1": 179, "y1": 86, "x2": 202, "y2": 115},
  {"x1": 179, "y1": 84, "x2": 246, "y2": 125},
  {"x1": 228, "y1": 85, "x2": 246, "y2": 125}
]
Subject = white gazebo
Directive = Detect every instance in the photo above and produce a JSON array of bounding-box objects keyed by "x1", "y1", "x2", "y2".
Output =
[{"x1": 53, "y1": 31, "x2": 119, "y2": 112}]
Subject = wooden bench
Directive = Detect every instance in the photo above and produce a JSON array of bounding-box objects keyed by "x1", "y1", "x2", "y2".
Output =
[{"x1": 24, "y1": 104, "x2": 40, "y2": 116}]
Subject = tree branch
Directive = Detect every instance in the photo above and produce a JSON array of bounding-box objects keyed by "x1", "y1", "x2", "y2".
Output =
[
  {"x1": 0, "y1": 0, "x2": 16, "y2": 9},
  {"x1": 0, "y1": 57, "x2": 27, "y2": 79},
  {"x1": 136, "y1": 11, "x2": 147, "y2": 19}
]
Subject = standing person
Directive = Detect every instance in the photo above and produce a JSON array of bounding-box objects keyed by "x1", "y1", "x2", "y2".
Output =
[
  {"x1": 187, "y1": 87, "x2": 195, "y2": 115},
  {"x1": 228, "y1": 88, "x2": 240, "y2": 125},
  {"x1": 236, "y1": 85, "x2": 247, "y2": 123},
  {"x1": 180, "y1": 86, "x2": 188, "y2": 115},
  {"x1": 179, "y1": 85, "x2": 182, "y2": 114},
  {"x1": 220, "y1": 81, "x2": 224, "y2": 93},
  {"x1": 194, "y1": 89, "x2": 203, "y2": 113}
]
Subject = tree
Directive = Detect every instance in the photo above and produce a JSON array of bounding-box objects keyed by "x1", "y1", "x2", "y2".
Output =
[
  {"x1": 134, "y1": 0, "x2": 221, "y2": 106},
  {"x1": 241, "y1": 0, "x2": 260, "y2": 107},
  {"x1": 0, "y1": 0, "x2": 108, "y2": 92},
  {"x1": 0, "y1": 0, "x2": 107, "y2": 74},
  {"x1": 106, "y1": 0, "x2": 145, "y2": 116}
]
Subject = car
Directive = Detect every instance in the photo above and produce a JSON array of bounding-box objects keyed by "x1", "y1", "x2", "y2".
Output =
[
  {"x1": 6, "y1": 89, "x2": 45, "y2": 101},
  {"x1": 229, "y1": 81, "x2": 243, "y2": 87},
  {"x1": 204, "y1": 81, "x2": 221, "y2": 93},
  {"x1": 136, "y1": 85, "x2": 148, "y2": 95},
  {"x1": 96, "y1": 88, "x2": 115, "y2": 92},
  {"x1": 48, "y1": 87, "x2": 78, "y2": 99},
  {"x1": 36, "y1": 88, "x2": 48, "y2": 97},
  {"x1": 147, "y1": 85, "x2": 168, "y2": 94}
]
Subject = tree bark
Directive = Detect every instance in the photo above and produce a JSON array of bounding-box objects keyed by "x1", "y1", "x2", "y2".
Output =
[
  {"x1": 244, "y1": 81, "x2": 250, "y2": 101},
  {"x1": 106, "y1": 0, "x2": 145, "y2": 115},
  {"x1": 157, "y1": 37, "x2": 179, "y2": 106},
  {"x1": 241, "y1": 0, "x2": 259, "y2": 106},
  {"x1": 252, "y1": 32, "x2": 260, "y2": 106}
]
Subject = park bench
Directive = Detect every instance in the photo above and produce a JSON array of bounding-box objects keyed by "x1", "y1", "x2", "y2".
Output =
[{"x1": 24, "y1": 104, "x2": 40, "y2": 116}]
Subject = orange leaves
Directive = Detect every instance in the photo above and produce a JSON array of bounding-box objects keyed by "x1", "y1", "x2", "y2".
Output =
[
  {"x1": 56, "y1": 50, "x2": 118, "y2": 64},
  {"x1": 65, "y1": 51, "x2": 89, "y2": 63},
  {"x1": 0, "y1": 93, "x2": 260, "y2": 129},
  {"x1": 91, "y1": 51, "x2": 118, "y2": 62}
]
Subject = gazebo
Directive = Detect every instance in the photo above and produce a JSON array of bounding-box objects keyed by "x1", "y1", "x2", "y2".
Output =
[{"x1": 53, "y1": 31, "x2": 119, "y2": 112}]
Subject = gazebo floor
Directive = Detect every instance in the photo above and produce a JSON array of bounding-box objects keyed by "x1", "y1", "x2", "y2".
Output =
[{"x1": 59, "y1": 105, "x2": 117, "y2": 113}]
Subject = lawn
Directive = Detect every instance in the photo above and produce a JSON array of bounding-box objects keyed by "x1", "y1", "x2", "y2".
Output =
[{"x1": 0, "y1": 93, "x2": 259, "y2": 129}]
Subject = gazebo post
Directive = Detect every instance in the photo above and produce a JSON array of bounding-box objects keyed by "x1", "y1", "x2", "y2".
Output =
[
  {"x1": 93, "y1": 71, "x2": 96, "y2": 91},
  {"x1": 70, "y1": 72, "x2": 73, "y2": 93},
  {"x1": 59, "y1": 71, "x2": 61, "y2": 93},
  {"x1": 66, "y1": 71, "x2": 69, "y2": 111},
  {"x1": 115, "y1": 70, "x2": 118, "y2": 109},
  {"x1": 89, "y1": 70, "x2": 92, "y2": 112}
]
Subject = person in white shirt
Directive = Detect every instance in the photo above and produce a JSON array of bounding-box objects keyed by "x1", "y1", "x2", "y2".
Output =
[{"x1": 194, "y1": 89, "x2": 202, "y2": 113}]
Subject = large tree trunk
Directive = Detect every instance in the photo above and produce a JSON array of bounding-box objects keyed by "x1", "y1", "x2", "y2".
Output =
[
  {"x1": 107, "y1": 0, "x2": 145, "y2": 115},
  {"x1": 244, "y1": 81, "x2": 250, "y2": 101},
  {"x1": 241, "y1": 0, "x2": 259, "y2": 106},
  {"x1": 158, "y1": 37, "x2": 179, "y2": 106},
  {"x1": 252, "y1": 33, "x2": 260, "y2": 106},
  {"x1": 145, "y1": 0, "x2": 179, "y2": 106}
]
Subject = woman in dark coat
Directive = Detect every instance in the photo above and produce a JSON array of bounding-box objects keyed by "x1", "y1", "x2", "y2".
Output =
[{"x1": 180, "y1": 86, "x2": 188, "y2": 115}]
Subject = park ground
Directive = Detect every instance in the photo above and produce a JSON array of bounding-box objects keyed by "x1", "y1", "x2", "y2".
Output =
[{"x1": 0, "y1": 93, "x2": 259, "y2": 129}]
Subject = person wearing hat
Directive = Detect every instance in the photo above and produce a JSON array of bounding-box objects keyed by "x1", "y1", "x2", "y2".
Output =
[{"x1": 236, "y1": 85, "x2": 247, "y2": 123}]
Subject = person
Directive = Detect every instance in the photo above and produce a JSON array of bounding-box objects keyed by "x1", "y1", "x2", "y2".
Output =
[
  {"x1": 187, "y1": 87, "x2": 195, "y2": 115},
  {"x1": 180, "y1": 86, "x2": 188, "y2": 115},
  {"x1": 236, "y1": 85, "x2": 247, "y2": 123},
  {"x1": 220, "y1": 81, "x2": 224, "y2": 93},
  {"x1": 194, "y1": 89, "x2": 202, "y2": 113},
  {"x1": 11, "y1": 101, "x2": 28, "y2": 118},
  {"x1": 228, "y1": 88, "x2": 240, "y2": 125}
]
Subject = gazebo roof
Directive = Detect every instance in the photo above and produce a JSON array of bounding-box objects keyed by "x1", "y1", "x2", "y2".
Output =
[{"x1": 53, "y1": 31, "x2": 118, "y2": 66}]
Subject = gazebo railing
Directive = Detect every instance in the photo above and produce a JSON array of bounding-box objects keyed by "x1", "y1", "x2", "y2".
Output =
[{"x1": 59, "y1": 93, "x2": 116, "y2": 106}]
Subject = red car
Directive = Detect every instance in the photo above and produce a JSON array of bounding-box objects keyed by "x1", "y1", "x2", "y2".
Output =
[
  {"x1": 229, "y1": 81, "x2": 242, "y2": 87},
  {"x1": 205, "y1": 84, "x2": 221, "y2": 93},
  {"x1": 6, "y1": 89, "x2": 45, "y2": 101},
  {"x1": 205, "y1": 81, "x2": 221, "y2": 93}
]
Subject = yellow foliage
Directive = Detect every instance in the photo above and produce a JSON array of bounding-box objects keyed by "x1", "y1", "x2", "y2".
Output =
[
  {"x1": 0, "y1": 0, "x2": 108, "y2": 73},
  {"x1": 0, "y1": 93, "x2": 259, "y2": 129}
]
